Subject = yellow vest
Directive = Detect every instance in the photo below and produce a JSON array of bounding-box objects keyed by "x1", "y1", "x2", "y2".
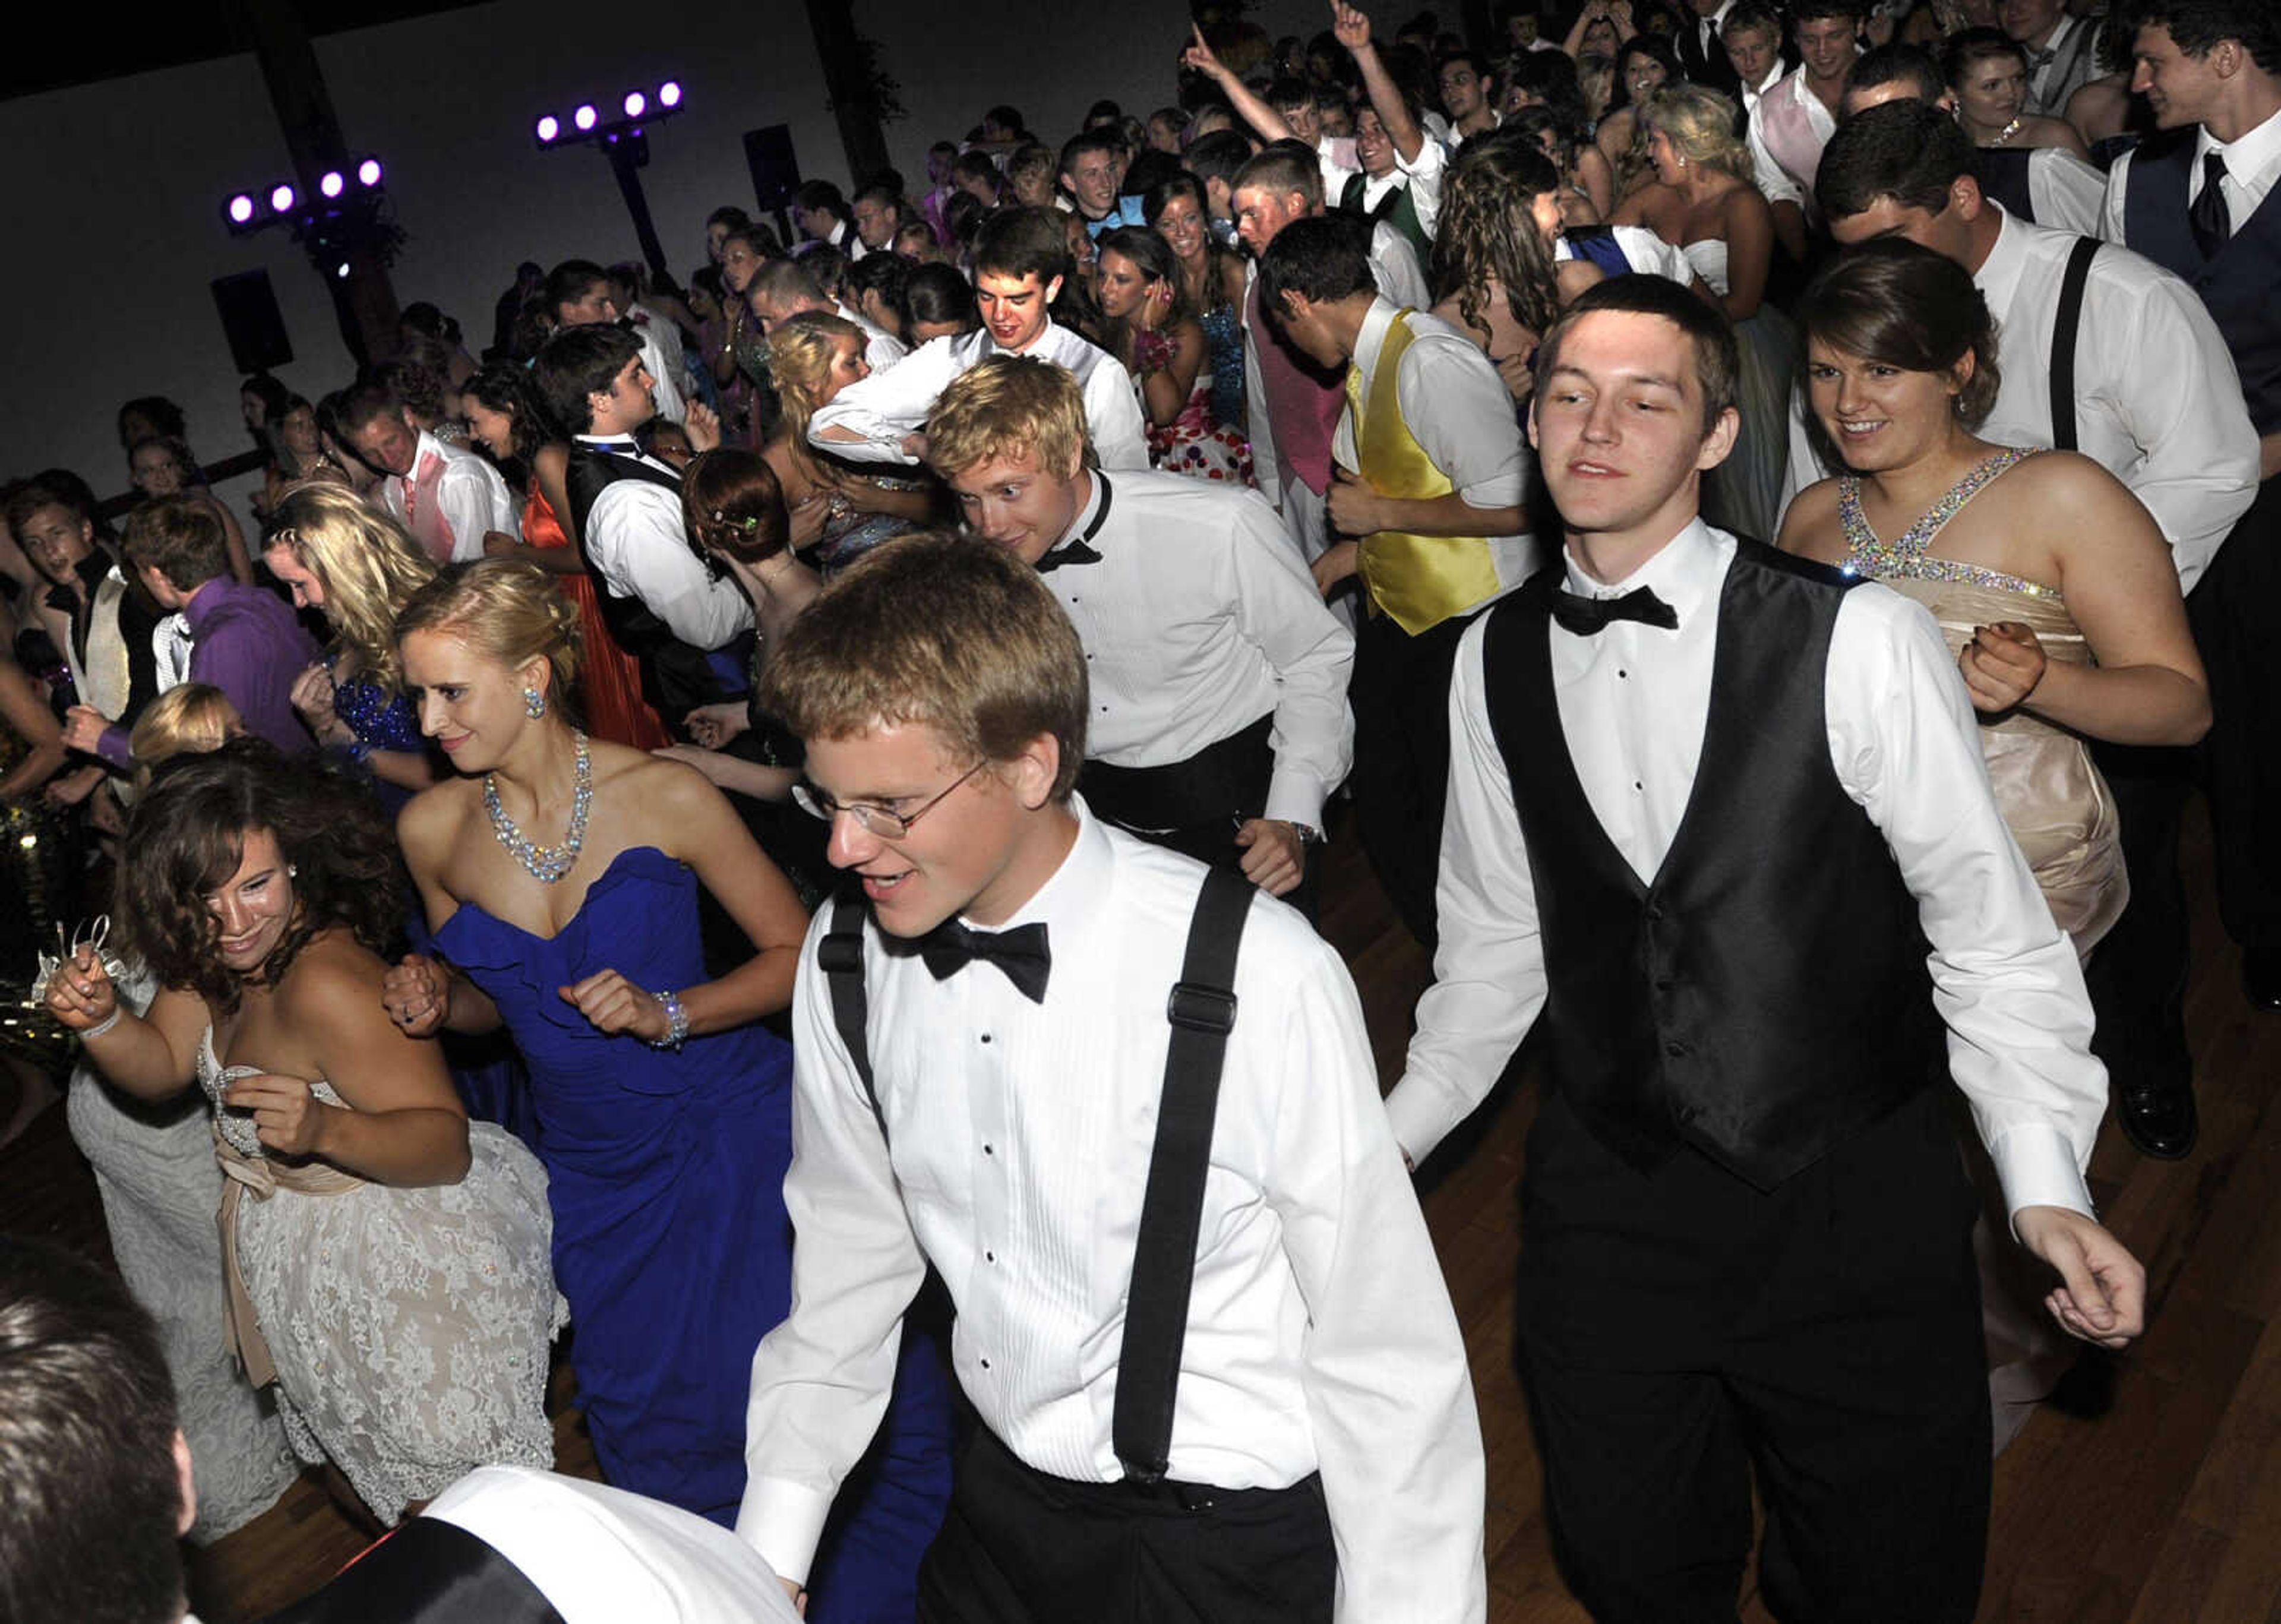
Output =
[{"x1": 1346, "y1": 311, "x2": 1504, "y2": 636}]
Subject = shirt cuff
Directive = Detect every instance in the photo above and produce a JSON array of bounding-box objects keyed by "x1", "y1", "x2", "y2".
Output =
[
  {"x1": 1263, "y1": 769, "x2": 1329, "y2": 831},
  {"x1": 1988, "y1": 1120, "x2": 2096, "y2": 1237},
  {"x1": 97, "y1": 724, "x2": 132, "y2": 770},
  {"x1": 1383, "y1": 1071, "x2": 1461, "y2": 1165},
  {"x1": 734, "y1": 1473, "x2": 835, "y2": 1588}
]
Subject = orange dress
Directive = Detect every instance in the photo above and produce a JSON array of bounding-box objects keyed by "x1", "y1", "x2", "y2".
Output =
[{"x1": 523, "y1": 486, "x2": 671, "y2": 750}]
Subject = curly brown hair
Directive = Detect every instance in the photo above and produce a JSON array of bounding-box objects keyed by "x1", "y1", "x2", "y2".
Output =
[
  {"x1": 1432, "y1": 134, "x2": 1565, "y2": 349},
  {"x1": 115, "y1": 738, "x2": 403, "y2": 1016}
]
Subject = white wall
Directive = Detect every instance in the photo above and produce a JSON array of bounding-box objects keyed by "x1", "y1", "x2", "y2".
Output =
[{"x1": 0, "y1": 0, "x2": 1345, "y2": 504}]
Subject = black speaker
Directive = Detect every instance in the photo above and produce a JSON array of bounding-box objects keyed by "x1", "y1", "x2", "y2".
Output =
[
  {"x1": 743, "y1": 124, "x2": 803, "y2": 214},
  {"x1": 211, "y1": 270, "x2": 293, "y2": 374}
]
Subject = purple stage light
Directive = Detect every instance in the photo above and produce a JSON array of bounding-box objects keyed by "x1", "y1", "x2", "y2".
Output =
[
  {"x1": 228, "y1": 194, "x2": 255, "y2": 225},
  {"x1": 536, "y1": 114, "x2": 560, "y2": 142},
  {"x1": 623, "y1": 90, "x2": 646, "y2": 117},
  {"x1": 320, "y1": 170, "x2": 345, "y2": 198},
  {"x1": 574, "y1": 103, "x2": 598, "y2": 131},
  {"x1": 658, "y1": 80, "x2": 682, "y2": 108},
  {"x1": 358, "y1": 157, "x2": 383, "y2": 186},
  {"x1": 270, "y1": 184, "x2": 296, "y2": 213}
]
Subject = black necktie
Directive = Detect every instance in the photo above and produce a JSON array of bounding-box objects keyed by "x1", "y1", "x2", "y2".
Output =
[
  {"x1": 1550, "y1": 584, "x2": 1680, "y2": 636},
  {"x1": 2192, "y1": 152, "x2": 2232, "y2": 261},
  {"x1": 1034, "y1": 476, "x2": 1115, "y2": 573},
  {"x1": 921, "y1": 919, "x2": 1052, "y2": 1002}
]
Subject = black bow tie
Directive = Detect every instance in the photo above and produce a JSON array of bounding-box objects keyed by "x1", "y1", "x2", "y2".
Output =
[
  {"x1": 1034, "y1": 476, "x2": 1115, "y2": 574},
  {"x1": 921, "y1": 919, "x2": 1052, "y2": 1002},
  {"x1": 1550, "y1": 584, "x2": 1680, "y2": 636}
]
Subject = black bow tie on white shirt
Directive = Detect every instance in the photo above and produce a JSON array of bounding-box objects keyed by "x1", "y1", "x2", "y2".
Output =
[
  {"x1": 1550, "y1": 584, "x2": 1680, "y2": 636},
  {"x1": 921, "y1": 919, "x2": 1053, "y2": 1002},
  {"x1": 1033, "y1": 475, "x2": 1115, "y2": 574}
]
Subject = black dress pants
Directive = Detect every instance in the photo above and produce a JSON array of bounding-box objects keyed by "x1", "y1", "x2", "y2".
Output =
[
  {"x1": 1350, "y1": 606, "x2": 1477, "y2": 952},
  {"x1": 917, "y1": 1428, "x2": 1336, "y2": 1624},
  {"x1": 1515, "y1": 1088, "x2": 1991, "y2": 1623}
]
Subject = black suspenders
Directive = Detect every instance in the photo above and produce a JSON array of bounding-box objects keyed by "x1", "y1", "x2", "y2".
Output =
[
  {"x1": 816, "y1": 864, "x2": 1257, "y2": 1483},
  {"x1": 2051, "y1": 236, "x2": 2100, "y2": 454}
]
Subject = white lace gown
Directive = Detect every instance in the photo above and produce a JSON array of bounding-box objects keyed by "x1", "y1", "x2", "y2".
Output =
[
  {"x1": 64, "y1": 973, "x2": 298, "y2": 1543},
  {"x1": 200, "y1": 1028, "x2": 567, "y2": 1522}
]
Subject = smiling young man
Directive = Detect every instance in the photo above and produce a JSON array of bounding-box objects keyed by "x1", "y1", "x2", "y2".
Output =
[
  {"x1": 534, "y1": 323, "x2": 744, "y2": 726},
  {"x1": 337, "y1": 380, "x2": 520, "y2": 565},
  {"x1": 2002, "y1": 0, "x2": 2101, "y2": 115},
  {"x1": 738, "y1": 532, "x2": 1484, "y2": 1624},
  {"x1": 924, "y1": 356, "x2": 1353, "y2": 899},
  {"x1": 806, "y1": 208, "x2": 1147, "y2": 473},
  {"x1": 1058, "y1": 130, "x2": 1146, "y2": 238},
  {"x1": 1385, "y1": 276, "x2": 2144, "y2": 1620},
  {"x1": 1746, "y1": 0, "x2": 1866, "y2": 255},
  {"x1": 2097, "y1": 0, "x2": 2281, "y2": 1016}
]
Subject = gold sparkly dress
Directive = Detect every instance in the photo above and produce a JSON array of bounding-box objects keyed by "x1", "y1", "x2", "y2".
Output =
[{"x1": 1839, "y1": 447, "x2": 2128, "y2": 956}]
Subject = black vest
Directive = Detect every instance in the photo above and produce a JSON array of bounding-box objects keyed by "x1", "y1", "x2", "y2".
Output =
[
  {"x1": 1483, "y1": 542, "x2": 1941, "y2": 1190},
  {"x1": 2123, "y1": 128, "x2": 2281, "y2": 434},
  {"x1": 1975, "y1": 147, "x2": 2037, "y2": 225},
  {"x1": 563, "y1": 444, "x2": 726, "y2": 723}
]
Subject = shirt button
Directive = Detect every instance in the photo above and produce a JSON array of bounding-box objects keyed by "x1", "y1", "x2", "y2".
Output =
[
  {"x1": 1664, "y1": 1039, "x2": 1686, "y2": 1058},
  {"x1": 1617, "y1": 669, "x2": 1628, "y2": 679},
  {"x1": 1633, "y1": 780, "x2": 1643, "y2": 792},
  {"x1": 1646, "y1": 902, "x2": 1666, "y2": 921},
  {"x1": 983, "y1": 1143, "x2": 994, "y2": 1155},
  {"x1": 980, "y1": 1358, "x2": 991, "y2": 1370},
  {"x1": 979, "y1": 1033, "x2": 991, "y2": 1045},
  {"x1": 986, "y1": 1250, "x2": 996, "y2": 1263}
]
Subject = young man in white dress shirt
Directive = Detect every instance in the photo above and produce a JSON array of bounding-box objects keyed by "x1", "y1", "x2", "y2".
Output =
[
  {"x1": 925, "y1": 355, "x2": 1354, "y2": 899},
  {"x1": 2003, "y1": 0, "x2": 2102, "y2": 116},
  {"x1": 738, "y1": 533, "x2": 1486, "y2": 1624},
  {"x1": 338, "y1": 381, "x2": 520, "y2": 565},
  {"x1": 1811, "y1": 99, "x2": 2263, "y2": 1157},
  {"x1": 1746, "y1": 0, "x2": 1864, "y2": 258},
  {"x1": 534, "y1": 323, "x2": 748, "y2": 725},
  {"x1": 807, "y1": 207, "x2": 1148, "y2": 473},
  {"x1": 1386, "y1": 276, "x2": 2144, "y2": 1620},
  {"x1": 1259, "y1": 213, "x2": 1530, "y2": 950},
  {"x1": 745, "y1": 256, "x2": 907, "y2": 374},
  {"x1": 546, "y1": 258, "x2": 687, "y2": 425}
]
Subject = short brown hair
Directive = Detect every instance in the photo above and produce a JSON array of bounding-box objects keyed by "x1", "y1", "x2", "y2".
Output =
[
  {"x1": 121, "y1": 496, "x2": 230, "y2": 592},
  {"x1": 1797, "y1": 239, "x2": 2002, "y2": 426},
  {"x1": 924, "y1": 355, "x2": 1095, "y2": 481},
  {"x1": 757, "y1": 531, "x2": 1088, "y2": 800},
  {"x1": 1534, "y1": 274, "x2": 1740, "y2": 435}
]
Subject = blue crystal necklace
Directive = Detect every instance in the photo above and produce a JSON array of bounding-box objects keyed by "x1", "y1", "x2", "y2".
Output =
[{"x1": 485, "y1": 730, "x2": 592, "y2": 883}]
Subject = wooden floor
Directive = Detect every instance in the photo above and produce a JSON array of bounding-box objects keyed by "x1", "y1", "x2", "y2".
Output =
[{"x1": 5, "y1": 799, "x2": 2279, "y2": 1621}]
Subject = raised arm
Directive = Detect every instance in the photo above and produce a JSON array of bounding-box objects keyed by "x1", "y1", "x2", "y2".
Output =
[
  {"x1": 1334, "y1": 0, "x2": 1425, "y2": 163},
  {"x1": 1183, "y1": 25, "x2": 1299, "y2": 144},
  {"x1": 47, "y1": 962, "x2": 207, "y2": 1102}
]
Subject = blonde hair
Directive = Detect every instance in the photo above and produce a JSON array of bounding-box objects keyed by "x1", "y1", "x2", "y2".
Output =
[
  {"x1": 391, "y1": 559, "x2": 585, "y2": 719},
  {"x1": 757, "y1": 530, "x2": 1087, "y2": 799},
  {"x1": 129, "y1": 684, "x2": 242, "y2": 792},
  {"x1": 923, "y1": 354, "x2": 1094, "y2": 482},
  {"x1": 264, "y1": 484, "x2": 438, "y2": 690},
  {"x1": 1642, "y1": 85, "x2": 1755, "y2": 185},
  {"x1": 769, "y1": 309, "x2": 867, "y2": 447}
]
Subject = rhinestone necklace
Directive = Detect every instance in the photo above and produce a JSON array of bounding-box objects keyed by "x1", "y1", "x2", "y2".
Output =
[{"x1": 485, "y1": 731, "x2": 592, "y2": 884}]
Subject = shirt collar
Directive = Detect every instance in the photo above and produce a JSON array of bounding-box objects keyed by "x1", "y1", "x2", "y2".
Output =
[
  {"x1": 181, "y1": 573, "x2": 242, "y2": 633},
  {"x1": 1349, "y1": 296, "x2": 1403, "y2": 388},
  {"x1": 1054, "y1": 470, "x2": 1109, "y2": 552},
  {"x1": 978, "y1": 794, "x2": 1113, "y2": 933},
  {"x1": 575, "y1": 431, "x2": 644, "y2": 454},
  {"x1": 2199, "y1": 103, "x2": 2281, "y2": 188},
  {"x1": 1974, "y1": 201, "x2": 2027, "y2": 311},
  {"x1": 1562, "y1": 516, "x2": 1726, "y2": 625}
]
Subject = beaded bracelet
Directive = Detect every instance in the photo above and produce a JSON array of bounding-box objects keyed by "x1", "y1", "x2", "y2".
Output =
[
  {"x1": 80, "y1": 1007, "x2": 124, "y2": 1042},
  {"x1": 650, "y1": 988, "x2": 690, "y2": 1050}
]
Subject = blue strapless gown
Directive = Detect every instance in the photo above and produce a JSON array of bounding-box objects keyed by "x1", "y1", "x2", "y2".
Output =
[{"x1": 434, "y1": 847, "x2": 952, "y2": 1619}]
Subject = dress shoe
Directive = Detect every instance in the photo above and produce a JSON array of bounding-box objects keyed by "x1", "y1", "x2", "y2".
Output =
[
  {"x1": 2245, "y1": 944, "x2": 2281, "y2": 1012},
  {"x1": 2115, "y1": 1070, "x2": 2197, "y2": 1160}
]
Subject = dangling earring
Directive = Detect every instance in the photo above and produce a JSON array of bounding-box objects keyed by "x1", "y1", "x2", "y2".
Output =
[
  {"x1": 524, "y1": 688, "x2": 547, "y2": 719},
  {"x1": 288, "y1": 864, "x2": 299, "y2": 877}
]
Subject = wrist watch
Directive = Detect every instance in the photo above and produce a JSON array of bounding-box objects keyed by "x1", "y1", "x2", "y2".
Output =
[{"x1": 1288, "y1": 822, "x2": 1325, "y2": 849}]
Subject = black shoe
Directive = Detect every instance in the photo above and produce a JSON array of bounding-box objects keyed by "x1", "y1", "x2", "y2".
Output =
[
  {"x1": 2115, "y1": 1069, "x2": 2198, "y2": 1160},
  {"x1": 2245, "y1": 944, "x2": 2281, "y2": 1012}
]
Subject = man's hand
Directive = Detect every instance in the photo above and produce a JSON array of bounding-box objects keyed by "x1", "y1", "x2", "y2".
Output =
[
  {"x1": 779, "y1": 1577, "x2": 808, "y2": 1616},
  {"x1": 1960, "y1": 621, "x2": 2048, "y2": 714},
  {"x1": 684, "y1": 702, "x2": 750, "y2": 750},
  {"x1": 1235, "y1": 819, "x2": 1306, "y2": 896},
  {"x1": 45, "y1": 763, "x2": 106, "y2": 807},
  {"x1": 482, "y1": 530, "x2": 520, "y2": 558},
  {"x1": 1325, "y1": 467, "x2": 1385, "y2": 538},
  {"x1": 1183, "y1": 22, "x2": 1230, "y2": 78},
  {"x1": 1493, "y1": 349, "x2": 1537, "y2": 406},
  {"x1": 61, "y1": 704, "x2": 109, "y2": 755},
  {"x1": 1311, "y1": 539, "x2": 1362, "y2": 598},
  {"x1": 2014, "y1": 1205, "x2": 2146, "y2": 1349},
  {"x1": 685, "y1": 400, "x2": 723, "y2": 454},
  {"x1": 1331, "y1": 0, "x2": 1375, "y2": 54}
]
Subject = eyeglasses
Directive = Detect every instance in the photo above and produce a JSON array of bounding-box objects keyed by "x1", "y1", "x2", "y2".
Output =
[{"x1": 792, "y1": 761, "x2": 986, "y2": 840}]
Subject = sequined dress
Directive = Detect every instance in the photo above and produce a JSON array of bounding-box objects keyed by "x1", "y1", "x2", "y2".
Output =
[
  {"x1": 327, "y1": 654, "x2": 425, "y2": 819},
  {"x1": 200, "y1": 1025, "x2": 565, "y2": 1523},
  {"x1": 1200, "y1": 301, "x2": 1247, "y2": 433},
  {"x1": 1839, "y1": 447, "x2": 2127, "y2": 952}
]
